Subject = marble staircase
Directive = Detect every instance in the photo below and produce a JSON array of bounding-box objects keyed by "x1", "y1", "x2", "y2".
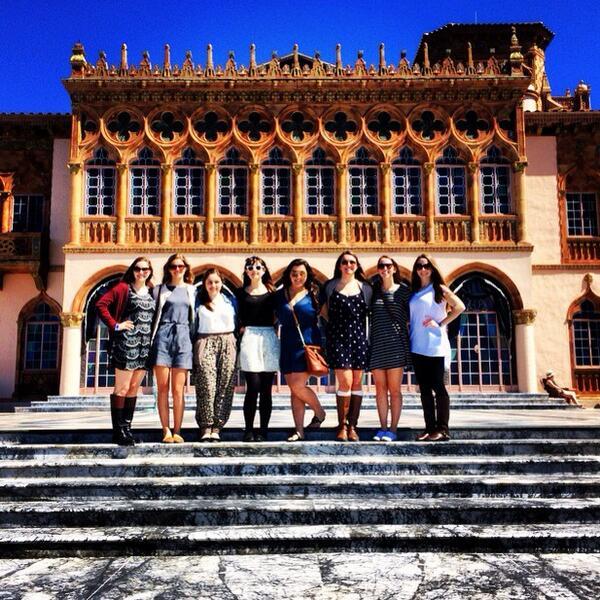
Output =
[{"x1": 0, "y1": 427, "x2": 599, "y2": 557}]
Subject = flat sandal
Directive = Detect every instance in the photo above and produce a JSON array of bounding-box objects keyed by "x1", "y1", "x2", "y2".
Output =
[{"x1": 287, "y1": 431, "x2": 305, "y2": 442}]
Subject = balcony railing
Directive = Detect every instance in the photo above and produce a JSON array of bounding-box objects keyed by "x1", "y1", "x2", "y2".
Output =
[
  {"x1": 435, "y1": 216, "x2": 470, "y2": 243},
  {"x1": 0, "y1": 232, "x2": 42, "y2": 261},
  {"x1": 80, "y1": 217, "x2": 116, "y2": 244},
  {"x1": 126, "y1": 217, "x2": 161, "y2": 244},
  {"x1": 347, "y1": 216, "x2": 381, "y2": 244},
  {"x1": 479, "y1": 215, "x2": 518, "y2": 243},
  {"x1": 170, "y1": 217, "x2": 205, "y2": 244},
  {"x1": 215, "y1": 217, "x2": 248, "y2": 244},
  {"x1": 566, "y1": 237, "x2": 600, "y2": 262},
  {"x1": 391, "y1": 216, "x2": 426, "y2": 243},
  {"x1": 303, "y1": 218, "x2": 337, "y2": 244},
  {"x1": 258, "y1": 218, "x2": 293, "y2": 244},
  {"x1": 574, "y1": 369, "x2": 600, "y2": 394}
]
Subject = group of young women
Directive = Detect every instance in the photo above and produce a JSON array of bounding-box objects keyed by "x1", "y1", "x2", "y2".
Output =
[{"x1": 96, "y1": 251, "x2": 465, "y2": 446}]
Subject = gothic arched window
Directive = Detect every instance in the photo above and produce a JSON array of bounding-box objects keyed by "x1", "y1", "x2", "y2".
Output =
[
  {"x1": 436, "y1": 147, "x2": 466, "y2": 215},
  {"x1": 85, "y1": 148, "x2": 116, "y2": 216},
  {"x1": 261, "y1": 148, "x2": 291, "y2": 216},
  {"x1": 129, "y1": 148, "x2": 160, "y2": 216},
  {"x1": 572, "y1": 300, "x2": 600, "y2": 367},
  {"x1": 305, "y1": 148, "x2": 335, "y2": 216},
  {"x1": 392, "y1": 147, "x2": 422, "y2": 215},
  {"x1": 174, "y1": 148, "x2": 204, "y2": 216},
  {"x1": 218, "y1": 148, "x2": 248, "y2": 215},
  {"x1": 348, "y1": 147, "x2": 378, "y2": 215},
  {"x1": 23, "y1": 302, "x2": 60, "y2": 371},
  {"x1": 480, "y1": 146, "x2": 512, "y2": 214}
]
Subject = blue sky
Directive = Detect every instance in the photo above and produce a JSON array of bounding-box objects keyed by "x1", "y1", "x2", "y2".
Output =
[{"x1": 0, "y1": 0, "x2": 598, "y2": 112}]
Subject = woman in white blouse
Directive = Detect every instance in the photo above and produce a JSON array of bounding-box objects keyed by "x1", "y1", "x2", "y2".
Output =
[{"x1": 192, "y1": 268, "x2": 238, "y2": 442}]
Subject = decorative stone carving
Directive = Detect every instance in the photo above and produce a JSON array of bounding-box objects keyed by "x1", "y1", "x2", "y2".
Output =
[
  {"x1": 60, "y1": 312, "x2": 84, "y2": 327},
  {"x1": 513, "y1": 309, "x2": 537, "y2": 325}
]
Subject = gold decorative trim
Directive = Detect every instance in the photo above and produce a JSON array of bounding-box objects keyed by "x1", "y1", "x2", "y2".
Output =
[
  {"x1": 60, "y1": 311, "x2": 84, "y2": 327},
  {"x1": 513, "y1": 308, "x2": 537, "y2": 325},
  {"x1": 533, "y1": 264, "x2": 600, "y2": 272}
]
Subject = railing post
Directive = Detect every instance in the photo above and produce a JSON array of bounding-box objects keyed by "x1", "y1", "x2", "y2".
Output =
[
  {"x1": 468, "y1": 162, "x2": 480, "y2": 244},
  {"x1": 160, "y1": 164, "x2": 172, "y2": 245},
  {"x1": 116, "y1": 164, "x2": 128, "y2": 245},
  {"x1": 336, "y1": 164, "x2": 347, "y2": 245},
  {"x1": 380, "y1": 163, "x2": 391, "y2": 244},
  {"x1": 205, "y1": 164, "x2": 216, "y2": 245},
  {"x1": 423, "y1": 162, "x2": 435, "y2": 243},
  {"x1": 292, "y1": 163, "x2": 303, "y2": 244},
  {"x1": 68, "y1": 163, "x2": 83, "y2": 245}
]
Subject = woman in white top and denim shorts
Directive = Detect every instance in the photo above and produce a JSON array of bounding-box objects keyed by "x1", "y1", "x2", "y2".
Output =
[{"x1": 409, "y1": 254, "x2": 465, "y2": 442}]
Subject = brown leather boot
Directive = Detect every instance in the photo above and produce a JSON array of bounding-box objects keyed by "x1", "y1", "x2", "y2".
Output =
[
  {"x1": 335, "y1": 394, "x2": 350, "y2": 441},
  {"x1": 347, "y1": 393, "x2": 363, "y2": 442}
]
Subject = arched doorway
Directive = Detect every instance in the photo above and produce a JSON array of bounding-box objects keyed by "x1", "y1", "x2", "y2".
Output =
[{"x1": 450, "y1": 274, "x2": 516, "y2": 391}]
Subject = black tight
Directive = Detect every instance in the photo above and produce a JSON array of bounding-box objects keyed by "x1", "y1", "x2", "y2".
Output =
[
  {"x1": 411, "y1": 353, "x2": 450, "y2": 434},
  {"x1": 243, "y1": 371, "x2": 274, "y2": 432}
]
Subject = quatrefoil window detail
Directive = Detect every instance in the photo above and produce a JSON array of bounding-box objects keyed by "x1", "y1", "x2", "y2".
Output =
[
  {"x1": 81, "y1": 114, "x2": 98, "y2": 140},
  {"x1": 367, "y1": 112, "x2": 402, "y2": 141},
  {"x1": 238, "y1": 112, "x2": 272, "y2": 142},
  {"x1": 107, "y1": 111, "x2": 141, "y2": 142},
  {"x1": 193, "y1": 111, "x2": 230, "y2": 142},
  {"x1": 151, "y1": 112, "x2": 185, "y2": 141},
  {"x1": 411, "y1": 111, "x2": 445, "y2": 141},
  {"x1": 456, "y1": 111, "x2": 490, "y2": 140},
  {"x1": 281, "y1": 112, "x2": 315, "y2": 142},
  {"x1": 498, "y1": 113, "x2": 516, "y2": 140},
  {"x1": 325, "y1": 112, "x2": 358, "y2": 141}
]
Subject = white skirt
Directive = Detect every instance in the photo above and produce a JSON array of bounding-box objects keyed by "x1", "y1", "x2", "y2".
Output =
[{"x1": 239, "y1": 326, "x2": 280, "y2": 373}]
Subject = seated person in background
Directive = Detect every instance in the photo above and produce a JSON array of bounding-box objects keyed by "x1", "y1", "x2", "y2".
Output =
[{"x1": 541, "y1": 371, "x2": 580, "y2": 406}]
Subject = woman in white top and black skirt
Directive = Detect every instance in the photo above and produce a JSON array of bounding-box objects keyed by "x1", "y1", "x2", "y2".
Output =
[
  {"x1": 409, "y1": 254, "x2": 465, "y2": 441},
  {"x1": 236, "y1": 256, "x2": 280, "y2": 442}
]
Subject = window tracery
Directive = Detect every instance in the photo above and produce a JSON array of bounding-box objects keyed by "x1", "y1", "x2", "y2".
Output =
[
  {"x1": 348, "y1": 147, "x2": 378, "y2": 215},
  {"x1": 392, "y1": 147, "x2": 422, "y2": 215},
  {"x1": 480, "y1": 146, "x2": 512, "y2": 214},
  {"x1": 436, "y1": 147, "x2": 466, "y2": 214},
  {"x1": 261, "y1": 148, "x2": 291, "y2": 216},
  {"x1": 85, "y1": 148, "x2": 116, "y2": 216},
  {"x1": 305, "y1": 148, "x2": 335, "y2": 216},
  {"x1": 218, "y1": 148, "x2": 248, "y2": 215},
  {"x1": 174, "y1": 148, "x2": 204, "y2": 216},
  {"x1": 129, "y1": 148, "x2": 160, "y2": 216}
]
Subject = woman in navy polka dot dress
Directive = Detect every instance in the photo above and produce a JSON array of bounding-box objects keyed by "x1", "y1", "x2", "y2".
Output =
[{"x1": 322, "y1": 251, "x2": 372, "y2": 441}]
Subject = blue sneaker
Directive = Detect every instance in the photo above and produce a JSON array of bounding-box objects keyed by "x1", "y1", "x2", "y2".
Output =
[
  {"x1": 372, "y1": 429, "x2": 386, "y2": 441},
  {"x1": 381, "y1": 431, "x2": 397, "y2": 442}
]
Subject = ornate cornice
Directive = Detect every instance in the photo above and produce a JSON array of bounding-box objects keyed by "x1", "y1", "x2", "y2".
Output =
[
  {"x1": 513, "y1": 308, "x2": 537, "y2": 325},
  {"x1": 60, "y1": 311, "x2": 84, "y2": 327},
  {"x1": 533, "y1": 264, "x2": 600, "y2": 272}
]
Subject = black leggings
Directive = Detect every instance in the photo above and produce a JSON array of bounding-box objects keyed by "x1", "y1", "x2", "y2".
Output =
[
  {"x1": 411, "y1": 353, "x2": 450, "y2": 434},
  {"x1": 243, "y1": 371, "x2": 274, "y2": 432}
]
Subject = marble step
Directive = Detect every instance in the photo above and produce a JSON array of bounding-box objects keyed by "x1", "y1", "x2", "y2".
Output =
[
  {"x1": 1, "y1": 523, "x2": 599, "y2": 557},
  {"x1": 1, "y1": 439, "x2": 598, "y2": 460},
  {"x1": 3, "y1": 474, "x2": 600, "y2": 501},
  {"x1": 1, "y1": 497, "x2": 599, "y2": 529},
  {"x1": 2, "y1": 427, "x2": 599, "y2": 444},
  {"x1": 2, "y1": 455, "x2": 599, "y2": 478}
]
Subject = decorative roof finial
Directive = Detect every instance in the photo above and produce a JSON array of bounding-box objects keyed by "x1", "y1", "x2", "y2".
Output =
[
  {"x1": 378, "y1": 42, "x2": 387, "y2": 75},
  {"x1": 205, "y1": 43, "x2": 215, "y2": 77},
  {"x1": 119, "y1": 43, "x2": 128, "y2": 76},
  {"x1": 334, "y1": 43, "x2": 343, "y2": 76},
  {"x1": 466, "y1": 42, "x2": 475, "y2": 74},
  {"x1": 291, "y1": 43, "x2": 301, "y2": 76},
  {"x1": 70, "y1": 42, "x2": 87, "y2": 74},
  {"x1": 423, "y1": 42, "x2": 432, "y2": 75},
  {"x1": 509, "y1": 26, "x2": 524, "y2": 74},
  {"x1": 225, "y1": 50, "x2": 237, "y2": 77},
  {"x1": 249, "y1": 43, "x2": 257, "y2": 76},
  {"x1": 162, "y1": 44, "x2": 171, "y2": 76}
]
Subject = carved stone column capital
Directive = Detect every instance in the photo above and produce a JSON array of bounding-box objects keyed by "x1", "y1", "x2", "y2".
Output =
[
  {"x1": 249, "y1": 163, "x2": 260, "y2": 173},
  {"x1": 423, "y1": 162, "x2": 435, "y2": 176},
  {"x1": 116, "y1": 164, "x2": 128, "y2": 175},
  {"x1": 60, "y1": 311, "x2": 84, "y2": 328},
  {"x1": 513, "y1": 308, "x2": 537, "y2": 325},
  {"x1": 292, "y1": 163, "x2": 303, "y2": 175},
  {"x1": 68, "y1": 163, "x2": 82, "y2": 175},
  {"x1": 336, "y1": 163, "x2": 347, "y2": 174},
  {"x1": 468, "y1": 161, "x2": 479, "y2": 174},
  {"x1": 379, "y1": 163, "x2": 391, "y2": 175},
  {"x1": 160, "y1": 163, "x2": 172, "y2": 174},
  {"x1": 513, "y1": 161, "x2": 527, "y2": 173}
]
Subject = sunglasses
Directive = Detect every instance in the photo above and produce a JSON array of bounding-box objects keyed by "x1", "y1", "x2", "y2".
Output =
[
  {"x1": 416, "y1": 263, "x2": 432, "y2": 271},
  {"x1": 341, "y1": 259, "x2": 357, "y2": 266},
  {"x1": 133, "y1": 267, "x2": 151, "y2": 273},
  {"x1": 169, "y1": 264, "x2": 186, "y2": 271},
  {"x1": 245, "y1": 264, "x2": 263, "y2": 271},
  {"x1": 377, "y1": 262, "x2": 394, "y2": 270}
]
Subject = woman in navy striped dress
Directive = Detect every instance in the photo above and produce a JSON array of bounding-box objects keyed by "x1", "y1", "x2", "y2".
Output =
[{"x1": 368, "y1": 255, "x2": 411, "y2": 442}]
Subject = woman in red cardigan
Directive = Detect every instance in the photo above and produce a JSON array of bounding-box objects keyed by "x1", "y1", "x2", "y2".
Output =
[{"x1": 96, "y1": 257, "x2": 155, "y2": 445}]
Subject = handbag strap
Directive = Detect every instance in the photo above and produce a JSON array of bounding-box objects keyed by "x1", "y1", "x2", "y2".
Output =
[{"x1": 287, "y1": 290, "x2": 308, "y2": 348}]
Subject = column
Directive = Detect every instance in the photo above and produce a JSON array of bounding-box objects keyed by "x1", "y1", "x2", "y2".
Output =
[
  {"x1": 380, "y1": 163, "x2": 391, "y2": 244},
  {"x1": 468, "y1": 162, "x2": 480, "y2": 244},
  {"x1": 292, "y1": 163, "x2": 303, "y2": 244},
  {"x1": 116, "y1": 164, "x2": 128, "y2": 245},
  {"x1": 68, "y1": 163, "x2": 83, "y2": 245},
  {"x1": 249, "y1": 163, "x2": 260, "y2": 245},
  {"x1": 423, "y1": 162, "x2": 435, "y2": 243},
  {"x1": 205, "y1": 164, "x2": 216, "y2": 245},
  {"x1": 160, "y1": 164, "x2": 172, "y2": 245},
  {"x1": 59, "y1": 312, "x2": 84, "y2": 396},
  {"x1": 336, "y1": 164, "x2": 347, "y2": 245},
  {"x1": 0, "y1": 192, "x2": 11, "y2": 233},
  {"x1": 514, "y1": 161, "x2": 527, "y2": 244},
  {"x1": 513, "y1": 309, "x2": 538, "y2": 393}
]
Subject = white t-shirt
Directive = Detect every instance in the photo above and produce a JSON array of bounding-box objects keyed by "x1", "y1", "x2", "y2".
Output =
[{"x1": 196, "y1": 294, "x2": 235, "y2": 334}]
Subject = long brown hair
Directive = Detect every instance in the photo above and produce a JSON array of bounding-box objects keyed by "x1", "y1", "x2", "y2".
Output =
[
  {"x1": 373, "y1": 255, "x2": 402, "y2": 295},
  {"x1": 411, "y1": 253, "x2": 446, "y2": 303},
  {"x1": 242, "y1": 256, "x2": 274, "y2": 292},
  {"x1": 162, "y1": 253, "x2": 194, "y2": 285},
  {"x1": 332, "y1": 250, "x2": 367, "y2": 282},
  {"x1": 197, "y1": 267, "x2": 222, "y2": 312},
  {"x1": 281, "y1": 258, "x2": 320, "y2": 310},
  {"x1": 122, "y1": 256, "x2": 154, "y2": 287}
]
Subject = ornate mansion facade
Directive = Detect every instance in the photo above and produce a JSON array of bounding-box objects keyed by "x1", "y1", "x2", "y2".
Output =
[{"x1": 0, "y1": 22, "x2": 599, "y2": 399}]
